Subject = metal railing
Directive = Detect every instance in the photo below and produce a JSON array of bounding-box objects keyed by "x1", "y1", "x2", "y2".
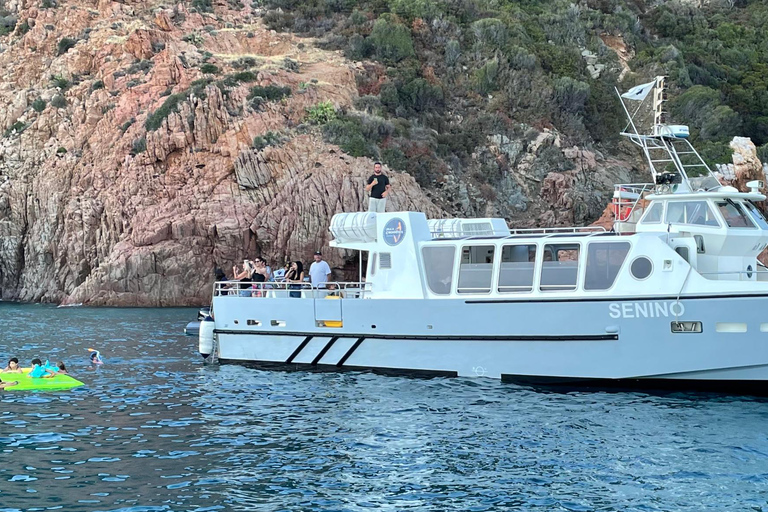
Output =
[{"x1": 213, "y1": 281, "x2": 372, "y2": 299}]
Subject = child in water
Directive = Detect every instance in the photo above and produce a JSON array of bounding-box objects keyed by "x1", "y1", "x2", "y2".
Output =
[
  {"x1": 88, "y1": 349, "x2": 103, "y2": 365},
  {"x1": 57, "y1": 362, "x2": 68, "y2": 374},
  {"x1": 1, "y1": 357, "x2": 23, "y2": 373},
  {"x1": 29, "y1": 358, "x2": 56, "y2": 378}
]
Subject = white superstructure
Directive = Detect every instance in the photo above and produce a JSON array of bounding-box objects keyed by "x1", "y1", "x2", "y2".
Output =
[{"x1": 202, "y1": 78, "x2": 768, "y2": 393}]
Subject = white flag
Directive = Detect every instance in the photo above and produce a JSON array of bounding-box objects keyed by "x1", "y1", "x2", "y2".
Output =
[{"x1": 621, "y1": 80, "x2": 656, "y2": 101}]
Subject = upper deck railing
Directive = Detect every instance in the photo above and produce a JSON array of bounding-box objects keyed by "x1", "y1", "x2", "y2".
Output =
[{"x1": 213, "y1": 281, "x2": 372, "y2": 299}]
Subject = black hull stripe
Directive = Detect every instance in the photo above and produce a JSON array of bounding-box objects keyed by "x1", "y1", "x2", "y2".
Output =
[
  {"x1": 501, "y1": 374, "x2": 768, "y2": 397},
  {"x1": 311, "y1": 336, "x2": 339, "y2": 365},
  {"x1": 336, "y1": 337, "x2": 365, "y2": 367},
  {"x1": 467, "y1": 293, "x2": 768, "y2": 304},
  {"x1": 214, "y1": 330, "x2": 617, "y2": 342},
  {"x1": 285, "y1": 336, "x2": 312, "y2": 364},
  {"x1": 219, "y1": 358, "x2": 457, "y2": 379}
]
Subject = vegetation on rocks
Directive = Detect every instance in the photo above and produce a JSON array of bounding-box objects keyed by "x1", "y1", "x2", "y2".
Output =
[{"x1": 260, "y1": 0, "x2": 768, "y2": 188}]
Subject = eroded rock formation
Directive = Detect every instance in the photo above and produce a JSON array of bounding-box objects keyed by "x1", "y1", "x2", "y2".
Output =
[{"x1": 0, "y1": 1, "x2": 649, "y2": 305}]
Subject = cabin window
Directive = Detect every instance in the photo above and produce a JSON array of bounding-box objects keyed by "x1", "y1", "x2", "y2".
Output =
[
  {"x1": 743, "y1": 201, "x2": 768, "y2": 229},
  {"x1": 665, "y1": 201, "x2": 719, "y2": 226},
  {"x1": 642, "y1": 202, "x2": 663, "y2": 224},
  {"x1": 422, "y1": 246, "x2": 456, "y2": 295},
  {"x1": 498, "y1": 245, "x2": 537, "y2": 293},
  {"x1": 369, "y1": 253, "x2": 377, "y2": 276},
  {"x1": 380, "y1": 253, "x2": 392, "y2": 269},
  {"x1": 540, "y1": 244, "x2": 580, "y2": 291},
  {"x1": 584, "y1": 242, "x2": 630, "y2": 291},
  {"x1": 458, "y1": 245, "x2": 495, "y2": 294},
  {"x1": 630, "y1": 257, "x2": 653, "y2": 280},
  {"x1": 675, "y1": 246, "x2": 689, "y2": 262},
  {"x1": 716, "y1": 200, "x2": 754, "y2": 228}
]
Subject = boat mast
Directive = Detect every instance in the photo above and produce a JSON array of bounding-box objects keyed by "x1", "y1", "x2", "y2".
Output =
[{"x1": 617, "y1": 76, "x2": 722, "y2": 194}]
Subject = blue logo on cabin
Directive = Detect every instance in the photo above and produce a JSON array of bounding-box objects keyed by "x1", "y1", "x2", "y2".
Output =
[{"x1": 383, "y1": 218, "x2": 406, "y2": 246}]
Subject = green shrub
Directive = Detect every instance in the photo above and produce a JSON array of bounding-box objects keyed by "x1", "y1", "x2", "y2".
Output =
[
  {"x1": 120, "y1": 118, "x2": 135, "y2": 132},
  {"x1": 4, "y1": 121, "x2": 26, "y2": 137},
  {"x1": 50, "y1": 94, "x2": 67, "y2": 108},
  {"x1": 192, "y1": 0, "x2": 213, "y2": 12},
  {"x1": 252, "y1": 131, "x2": 285, "y2": 150},
  {"x1": 31, "y1": 98, "x2": 47, "y2": 112},
  {"x1": 56, "y1": 146, "x2": 67, "y2": 154},
  {"x1": 50, "y1": 75, "x2": 70, "y2": 90},
  {"x1": 232, "y1": 57, "x2": 257, "y2": 69},
  {"x1": 247, "y1": 85, "x2": 291, "y2": 101},
  {"x1": 57, "y1": 37, "x2": 77, "y2": 56},
  {"x1": 18, "y1": 19, "x2": 30, "y2": 35},
  {"x1": 182, "y1": 33, "x2": 204, "y2": 46},
  {"x1": 367, "y1": 15, "x2": 415, "y2": 64},
  {"x1": 145, "y1": 92, "x2": 187, "y2": 131},
  {"x1": 306, "y1": 100, "x2": 336, "y2": 124},
  {"x1": 474, "y1": 59, "x2": 499, "y2": 95},
  {"x1": 126, "y1": 60, "x2": 153, "y2": 75},
  {"x1": 200, "y1": 63, "x2": 220, "y2": 74},
  {"x1": 131, "y1": 137, "x2": 147, "y2": 155},
  {"x1": 91, "y1": 80, "x2": 104, "y2": 91},
  {"x1": 553, "y1": 76, "x2": 590, "y2": 114}
]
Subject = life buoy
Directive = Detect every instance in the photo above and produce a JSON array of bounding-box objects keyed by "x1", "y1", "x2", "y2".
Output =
[{"x1": 612, "y1": 188, "x2": 632, "y2": 221}]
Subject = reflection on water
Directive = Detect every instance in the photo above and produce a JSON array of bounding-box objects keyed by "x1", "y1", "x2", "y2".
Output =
[{"x1": 2, "y1": 304, "x2": 768, "y2": 511}]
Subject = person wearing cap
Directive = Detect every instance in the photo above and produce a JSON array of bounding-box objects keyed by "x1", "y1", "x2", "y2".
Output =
[
  {"x1": 365, "y1": 162, "x2": 391, "y2": 212},
  {"x1": 309, "y1": 251, "x2": 332, "y2": 288}
]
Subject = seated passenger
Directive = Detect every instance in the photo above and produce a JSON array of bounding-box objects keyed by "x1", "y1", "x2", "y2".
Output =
[
  {"x1": 1, "y1": 357, "x2": 23, "y2": 373},
  {"x1": 251, "y1": 273, "x2": 266, "y2": 297}
]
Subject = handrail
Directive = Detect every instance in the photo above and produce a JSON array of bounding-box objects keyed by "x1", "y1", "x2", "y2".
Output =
[{"x1": 213, "y1": 281, "x2": 372, "y2": 298}]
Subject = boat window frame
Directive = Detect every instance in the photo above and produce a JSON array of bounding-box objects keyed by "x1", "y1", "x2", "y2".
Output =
[
  {"x1": 583, "y1": 241, "x2": 631, "y2": 291},
  {"x1": 421, "y1": 245, "x2": 457, "y2": 296},
  {"x1": 539, "y1": 242, "x2": 581, "y2": 292},
  {"x1": 743, "y1": 201, "x2": 768, "y2": 230},
  {"x1": 664, "y1": 200, "x2": 721, "y2": 227},
  {"x1": 457, "y1": 244, "x2": 496, "y2": 295},
  {"x1": 497, "y1": 244, "x2": 538, "y2": 294},
  {"x1": 640, "y1": 202, "x2": 664, "y2": 224},
  {"x1": 716, "y1": 199, "x2": 756, "y2": 229}
]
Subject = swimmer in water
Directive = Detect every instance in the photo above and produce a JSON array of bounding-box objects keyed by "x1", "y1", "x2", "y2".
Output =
[
  {"x1": 1, "y1": 357, "x2": 23, "y2": 373},
  {"x1": 88, "y1": 349, "x2": 103, "y2": 365},
  {"x1": 56, "y1": 362, "x2": 68, "y2": 374}
]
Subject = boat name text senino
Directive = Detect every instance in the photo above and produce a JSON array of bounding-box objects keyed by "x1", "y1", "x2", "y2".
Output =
[{"x1": 609, "y1": 301, "x2": 684, "y2": 319}]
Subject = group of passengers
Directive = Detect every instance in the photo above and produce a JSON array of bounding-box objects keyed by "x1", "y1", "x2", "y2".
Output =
[{"x1": 216, "y1": 251, "x2": 332, "y2": 298}]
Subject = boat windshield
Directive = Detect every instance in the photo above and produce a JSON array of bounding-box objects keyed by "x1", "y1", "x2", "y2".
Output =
[
  {"x1": 744, "y1": 201, "x2": 768, "y2": 230},
  {"x1": 716, "y1": 200, "x2": 755, "y2": 228}
]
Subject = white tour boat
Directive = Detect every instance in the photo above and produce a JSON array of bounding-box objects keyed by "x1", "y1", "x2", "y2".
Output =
[{"x1": 200, "y1": 77, "x2": 768, "y2": 392}]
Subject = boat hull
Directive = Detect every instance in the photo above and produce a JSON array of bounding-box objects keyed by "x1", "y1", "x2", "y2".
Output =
[{"x1": 211, "y1": 294, "x2": 768, "y2": 389}]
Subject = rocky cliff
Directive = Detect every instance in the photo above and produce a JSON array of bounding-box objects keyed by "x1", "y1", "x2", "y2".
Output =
[{"x1": 0, "y1": 0, "x2": 761, "y2": 306}]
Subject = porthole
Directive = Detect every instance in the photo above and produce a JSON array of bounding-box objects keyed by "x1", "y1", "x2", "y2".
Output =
[{"x1": 630, "y1": 257, "x2": 653, "y2": 280}]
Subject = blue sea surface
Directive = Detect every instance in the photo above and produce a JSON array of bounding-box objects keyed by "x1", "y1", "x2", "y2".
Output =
[{"x1": 1, "y1": 303, "x2": 768, "y2": 511}]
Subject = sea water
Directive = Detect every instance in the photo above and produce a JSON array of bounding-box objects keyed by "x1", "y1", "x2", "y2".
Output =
[{"x1": 1, "y1": 303, "x2": 768, "y2": 511}]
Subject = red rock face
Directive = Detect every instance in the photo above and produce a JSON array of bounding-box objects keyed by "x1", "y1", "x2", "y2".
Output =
[{"x1": 0, "y1": 2, "x2": 444, "y2": 305}]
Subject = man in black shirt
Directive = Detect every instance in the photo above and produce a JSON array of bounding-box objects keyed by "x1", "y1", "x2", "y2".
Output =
[{"x1": 365, "y1": 162, "x2": 391, "y2": 212}]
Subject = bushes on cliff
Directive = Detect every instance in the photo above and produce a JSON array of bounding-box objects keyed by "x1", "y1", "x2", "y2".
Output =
[
  {"x1": 247, "y1": 85, "x2": 291, "y2": 110},
  {"x1": 306, "y1": 101, "x2": 336, "y2": 125},
  {"x1": 145, "y1": 92, "x2": 187, "y2": 131},
  {"x1": 57, "y1": 37, "x2": 77, "y2": 56},
  {"x1": 366, "y1": 15, "x2": 415, "y2": 64},
  {"x1": 31, "y1": 98, "x2": 46, "y2": 112}
]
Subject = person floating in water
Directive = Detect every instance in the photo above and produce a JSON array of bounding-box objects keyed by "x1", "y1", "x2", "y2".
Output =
[
  {"x1": 1, "y1": 357, "x2": 23, "y2": 373},
  {"x1": 29, "y1": 358, "x2": 56, "y2": 378},
  {"x1": 88, "y1": 349, "x2": 103, "y2": 365}
]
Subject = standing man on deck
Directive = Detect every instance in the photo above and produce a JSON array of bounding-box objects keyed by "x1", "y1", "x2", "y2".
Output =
[
  {"x1": 365, "y1": 162, "x2": 391, "y2": 213},
  {"x1": 309, "y1": 251, "x2": 332, "y2": 288}
]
